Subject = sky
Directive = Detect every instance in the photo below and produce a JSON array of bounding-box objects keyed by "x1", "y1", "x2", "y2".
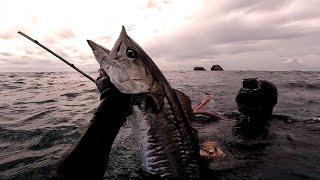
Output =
[{"x1": 0, "y1": 0, "x2": 320, "y2": 72}]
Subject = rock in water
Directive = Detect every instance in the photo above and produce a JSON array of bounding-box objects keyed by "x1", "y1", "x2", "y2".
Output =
[
  {"x1": 211, "y1": 65, "x2": 224, "y2": 71},
  {"x1": 194, "y1": 67, "x2": 206, "y2": 71}
]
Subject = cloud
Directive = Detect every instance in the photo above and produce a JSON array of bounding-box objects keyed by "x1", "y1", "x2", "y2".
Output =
[
  {"x1": 146, "y1": 0, "x2": 159, "y2": 9},
  {"x1": 56, "y1": 29, "x2": 76, "y2": 39},
  {"x1": 143, "y1": 0, "x2": 320, "y2": 70},
  {"x1": 146, "y1": 0, "x2": 171, "y2": 10},
  {"x1": 283, "y1": 58, "x2": 302, "y2": 64},
  {"x1": 0, "y1": 52, "x2": 12, "y2": 56},
  {"x1": 25, "y1": 50, "x2": 34, "y2": 55},
  {"x1": 281, "y1": 58, "x2": 308, "y2": 70},
  {"x1": 0, "y1": 31, "x2": 16, "y2": 40},
  {"x1": 1, "y1": 0, "x2": 320, "y2": 71},
  {"x1": 42, "y1": 36, "x2": 57, "y2": 45}
]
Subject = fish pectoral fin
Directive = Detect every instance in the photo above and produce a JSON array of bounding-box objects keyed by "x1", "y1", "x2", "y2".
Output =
[
  {"x1": 174, "y1": 89, "x2": 195, "y2": 121},
  {"x1": 174, "y1": 89, "x2": 200, "y2": 152}
]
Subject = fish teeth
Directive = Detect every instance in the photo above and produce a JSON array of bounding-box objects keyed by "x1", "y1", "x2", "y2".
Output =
[
  {"x1": 160, "y1": 172, "x2": 171, "y2": 178},
  {"x1": 159, "y1": 166, "x2": 170, "y2": 173},
  {"x1": 156, "y1": 159, "x2": 169, "y2": 164},
  {"x1": 156, "y1": 150, "x2": 165, "y2": 156},
  {"x1": 146, "y1": 148, "x2": 158, "y2": 157},
  {"x1": 167, "y1": 123, "x2": 176, "y2": 130},
  {"x1": 187, "y1": 163, "x2": 198, "y2": 168},
  {"x1": 146, "y1": 143, "x2": 158, "y2": 150},
  {"x1": 168, "y1": 114, "x2": 175, "y2": 119},
  {"x1": 147, "y1": 156, "x2": 160, "y2": 163},
  {"x1": 147, "y1": 137, "x2": 157, "y2": 143},
  {"x1": 149, "y1": 159, "x2": 169, "y2": 166}
]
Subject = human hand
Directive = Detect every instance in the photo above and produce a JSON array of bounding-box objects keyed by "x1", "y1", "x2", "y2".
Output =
[
  {"x1": 96, "y1": 69, "x2": 112, "y2": 97},
  {"x1": 95, "y1": 68, "x2": 132, "y2": 115}
]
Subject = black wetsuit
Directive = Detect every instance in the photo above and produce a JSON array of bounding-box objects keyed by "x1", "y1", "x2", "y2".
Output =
[{"x1": 51, "y1": 75, "x2": 131, "y2": 180}]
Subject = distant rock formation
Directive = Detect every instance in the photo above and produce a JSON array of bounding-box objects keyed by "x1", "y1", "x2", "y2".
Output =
[
  {"x1": 211, "y1": 65, "x2": 224, "y2": 71},
  {"x1": 193, "y1": 66, "x2": 206, "y2": 71}
]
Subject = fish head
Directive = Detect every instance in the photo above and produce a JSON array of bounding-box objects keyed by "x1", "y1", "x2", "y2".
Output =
[{"x1": 88, "y1": 26, "x2": 162, "y2": 95}]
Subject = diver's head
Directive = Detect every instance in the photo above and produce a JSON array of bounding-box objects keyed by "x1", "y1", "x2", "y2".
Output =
[{"x1": 236, "y1": 78, "x2": 277, "y2": 119}]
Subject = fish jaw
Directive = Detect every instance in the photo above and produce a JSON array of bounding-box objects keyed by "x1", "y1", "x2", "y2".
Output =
[{"x1": 100, "y1": 59, "x2": 153, "y2": 94}]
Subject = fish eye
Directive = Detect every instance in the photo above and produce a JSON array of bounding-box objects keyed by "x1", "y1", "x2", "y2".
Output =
[{"x1": 126, "y1": 48, "x2": 137, "y2": 58}]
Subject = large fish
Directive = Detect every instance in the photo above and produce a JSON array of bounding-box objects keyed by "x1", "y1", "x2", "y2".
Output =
[{"x1": 87, "y1": 26, "x2": 200, "y2": 179}]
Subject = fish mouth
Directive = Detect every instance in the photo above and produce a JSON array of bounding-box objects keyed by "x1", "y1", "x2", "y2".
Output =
[{"x1": 132, "y1": 93, "x2": 163, "y2": 113}]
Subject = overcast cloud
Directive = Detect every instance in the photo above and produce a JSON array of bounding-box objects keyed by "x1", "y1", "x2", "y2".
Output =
[{"x1": 0, "y1": 0, "x2": 319, "y2": 71}]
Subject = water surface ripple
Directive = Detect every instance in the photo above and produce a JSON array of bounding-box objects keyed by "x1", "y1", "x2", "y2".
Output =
[{"x1": 0, "y1": 71, "x2": 319, "y2": 179}]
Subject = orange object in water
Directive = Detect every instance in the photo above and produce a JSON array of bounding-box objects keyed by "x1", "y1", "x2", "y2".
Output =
[{"x1": 200, "y1": 141, "x2": 225, "y2": 160}]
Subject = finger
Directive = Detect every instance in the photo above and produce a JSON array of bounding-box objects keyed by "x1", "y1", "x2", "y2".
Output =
[{"x1": 98, "y1": 68, "x2": 108, "y2": 77}]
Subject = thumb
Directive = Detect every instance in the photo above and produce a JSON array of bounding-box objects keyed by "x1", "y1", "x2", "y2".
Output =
[{"x1": 98, "y1": 68, "x2": 108, "y2": 78}]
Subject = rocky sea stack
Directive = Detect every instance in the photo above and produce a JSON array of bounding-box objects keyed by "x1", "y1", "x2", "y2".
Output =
[
  {"x1": 211, "y1": 65, "x2": 224, "y2": 71},
  {"x1": 193, "y1": 67, "x2": 206, "y2": 71}
]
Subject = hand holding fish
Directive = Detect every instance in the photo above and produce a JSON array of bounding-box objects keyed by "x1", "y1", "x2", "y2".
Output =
[
  {"x1": 95, "y1": 68, "x2": 132, "y2": 109},
  {"x1": 52, "y1": 69, "x2": 132, "y2": 180},
  {"x1": 96, "y1": 68, "x2": 116, "y2": 100},
  {"x1": 96, "y1": 68, "x2": 110, "y2": 94}
]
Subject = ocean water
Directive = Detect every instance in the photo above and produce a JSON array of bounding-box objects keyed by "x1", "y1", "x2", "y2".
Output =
[{"x1": 0, "y1": 71, "x2": 319, "y2": 179}]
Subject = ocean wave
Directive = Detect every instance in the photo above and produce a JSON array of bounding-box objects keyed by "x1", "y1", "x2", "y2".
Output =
[
  {"x1": 0, "y1": 84, "x2": 20, "y2": 90},
  {"x1": 13, "y1": 99, "x2": 57, "y2": 105},
  {"x1": 81, "y1": 88, "x2": 97, "y2": 93},
  {"x1": 20, "y1": 110, "x2": 56, "y2": 122},
  {"x1": 28, "y1": 131, "x2": 63, "y2": 150},
  {"x1": 0, "y1": 71, "x2": 319, "y2": 179},
  {"x1": 283, "y1": 82, "x2": 320, "y2": 90},
  {"x1": 0, "y1": 127, "x2": 42, "y2": 142},
  {"x1": 60, "y1": 92, "x2": 80, "y2": 98}
]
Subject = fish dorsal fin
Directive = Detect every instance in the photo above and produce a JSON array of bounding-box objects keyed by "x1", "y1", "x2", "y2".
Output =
[
  {"x1": 174, "y1": 89, "x2": 194, "y2": 121},
  {"x1": 110, "y1": 26, "x2": 129, "y2": 56},
  {"x1": 87, "y1": 40, "x2": 110, "y2": 64}
]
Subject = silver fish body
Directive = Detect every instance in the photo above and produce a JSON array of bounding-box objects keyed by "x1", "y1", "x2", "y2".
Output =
[
  {"x1": 87, "y1": 26, "x2": 200, "y2": 179},
  {"x1": 128, "y1": 93, "x2": 199, "y2": 179}
]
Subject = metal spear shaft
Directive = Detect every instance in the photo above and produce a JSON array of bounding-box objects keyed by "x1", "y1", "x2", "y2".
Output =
[{"x1": 18, "y1": 31, "x2": 96, "y2": 83}]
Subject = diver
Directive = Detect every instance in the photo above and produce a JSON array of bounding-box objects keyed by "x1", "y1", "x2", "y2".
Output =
[
  {"x1": 50, "y1": 69, "x2": 132, "y2": 180},
  {"x1": 233, "y1": 78, "x2": 278, "y2": 139}
]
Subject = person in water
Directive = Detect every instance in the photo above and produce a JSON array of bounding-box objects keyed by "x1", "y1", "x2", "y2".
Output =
[
  {"x1": 234, "y1": 78, "x2": 278, "y2": 139},
  {"x1": 51, "y1": 69, "x2": 131, "y2": 180}
]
